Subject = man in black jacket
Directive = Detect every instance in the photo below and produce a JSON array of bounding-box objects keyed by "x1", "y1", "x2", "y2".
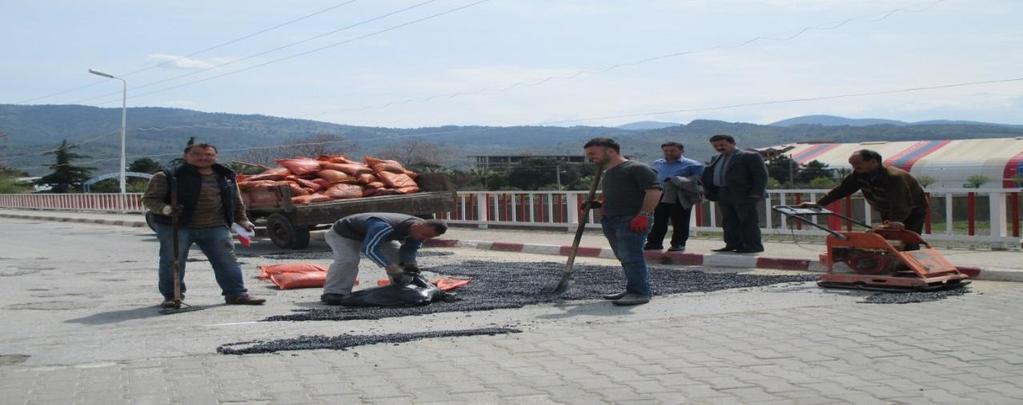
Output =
[
  {"x1": 143, "y1": 142, "x2": 265, "y2": 308},
  {"x1": 701, "y1": 134, "x2": 769, "y2": 253}
]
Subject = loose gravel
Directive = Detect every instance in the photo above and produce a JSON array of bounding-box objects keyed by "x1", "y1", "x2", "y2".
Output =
[
  {"x1": 859, "y1": 285, "x2": 971, "y2": 304},
  {"x1": 217, "y1": 327, "x2": 521, "y2": 355},
  {"x1": 265, "y1": 260, "x2": 816, "y2": 322}
]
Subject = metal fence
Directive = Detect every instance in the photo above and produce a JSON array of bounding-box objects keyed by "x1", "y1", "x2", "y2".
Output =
[{"x1": 2, "y1": 189, "x2": 1020, "y2": 248}]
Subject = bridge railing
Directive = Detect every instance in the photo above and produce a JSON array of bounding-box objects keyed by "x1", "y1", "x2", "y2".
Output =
[{"x1": 1, "y1": 189, "x2": 1020, "y2": 248}]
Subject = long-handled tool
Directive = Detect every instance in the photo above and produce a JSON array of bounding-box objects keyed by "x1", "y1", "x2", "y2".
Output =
[
  {"x1": 160, "y1": 172, "x2": 201, "y2": 315},
  {"x1": 547, "y1": 164, "x2": 604, "y2": 294}
]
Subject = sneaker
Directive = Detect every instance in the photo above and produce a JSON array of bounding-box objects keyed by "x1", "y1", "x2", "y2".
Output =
[
  {"x1": 643, "y1": 244, "x2": 663, "y2": 251},
  {"x1": 320, "y1": 293, "x2": 348, "y2": 306},
  {"x1": 612, "y1": 293, "x2": 650, "y2": 306},
  {"x1": 602, "y1": 291, "x2": 627, "y2": 300},
  {"x1": 667, "y1": 245, "x2": 685, "y2": 252},
  {"x1": 711, "y1": 246, "x2": 738, "y2": 252},
  {"x1": 224, "y1": 294, "x2": 266, "y2": 305}
]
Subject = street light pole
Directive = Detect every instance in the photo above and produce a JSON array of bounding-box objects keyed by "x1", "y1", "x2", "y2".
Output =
[{"x1": 88, "y1": 69, "x2": 127, "y2": 194}]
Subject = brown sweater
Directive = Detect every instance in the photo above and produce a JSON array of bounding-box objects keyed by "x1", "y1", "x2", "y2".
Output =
[
  {"x1": 143, "y1": 171, "x2": 248, "y2": 228},
  {"x1": 816, "y1": 165, "x2": 928, "y2": 222}
]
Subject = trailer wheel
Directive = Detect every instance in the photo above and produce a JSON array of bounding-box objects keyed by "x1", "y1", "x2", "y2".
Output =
[{"x1": 266, "y1": 213, "x2": 310, "y2": 249}]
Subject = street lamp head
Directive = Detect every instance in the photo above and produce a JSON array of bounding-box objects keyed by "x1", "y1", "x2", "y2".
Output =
[{"x1": 88, "y1": 69, "x2": 115, "y2": 79}]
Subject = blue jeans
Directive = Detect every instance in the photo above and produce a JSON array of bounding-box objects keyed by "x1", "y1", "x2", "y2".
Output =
[
  {"x1": 601, "y1": 215, "x2": 652, "y2": 296},
  {"x1": 154, "y1": 223, "x2": 247, "y2": 299}
]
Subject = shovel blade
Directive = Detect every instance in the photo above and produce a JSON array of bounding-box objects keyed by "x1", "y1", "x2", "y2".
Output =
[{"x1": 546, "y1": 273, "x2": 574, "y2": 295}]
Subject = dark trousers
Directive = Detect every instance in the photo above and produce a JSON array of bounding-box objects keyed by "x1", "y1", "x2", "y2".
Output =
[
  {"x1": 903, "y1": 210, "x2": 926, "y2": 235},
  {"x1": 646, "y1": 202, "x2": 692, "y2": 248},
  {"x1": 718, "y1": 199, "x2": 763, "y2": 251}
]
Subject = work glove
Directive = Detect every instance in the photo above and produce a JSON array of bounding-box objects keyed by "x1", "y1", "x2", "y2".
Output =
[
  {"x1": 581, "y1": 200, "x2": 602, "y2": 211},
  {"x1": 385, "y1": 264, "x2": 413, "y2": 286},
  {"x1": 629, "y1": 213, "x2": 651, "y2": 233}
]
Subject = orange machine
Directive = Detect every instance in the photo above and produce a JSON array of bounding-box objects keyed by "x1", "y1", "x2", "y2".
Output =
[{"x1": 774, "y1": 206, "x2": 970, "y2": 291}]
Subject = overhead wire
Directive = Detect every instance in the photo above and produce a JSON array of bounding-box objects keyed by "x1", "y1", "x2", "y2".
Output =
[
  {"x1": 80, "y1": 0, "x2": 489, "y2": 106},
  {"x1": 14, "y1": 0, "x2": 361, "y2": 104}
]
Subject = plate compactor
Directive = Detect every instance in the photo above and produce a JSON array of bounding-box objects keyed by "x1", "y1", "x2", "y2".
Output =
[{"x1": 773, "y1": 205, "x2": 970, "y2": 291}]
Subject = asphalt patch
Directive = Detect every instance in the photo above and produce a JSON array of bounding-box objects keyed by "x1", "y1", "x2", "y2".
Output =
[
  {"x1": 859, "y1": 285, "x2": 971, "y2": 304},
  {"x1": 265, "y1": 261, "x2": 815, "y2": 322},
  {"x1": 217, "y1": 327, "x2": 521, "y2": 355},
  {"x1": 256, "y1": 249, "x2": 455, "y2": 261}
]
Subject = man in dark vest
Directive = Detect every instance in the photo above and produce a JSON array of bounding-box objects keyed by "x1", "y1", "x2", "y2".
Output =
[
  {"x1": 321, "y1": 213, "x2": 448, "y2": 305},
  {"x1": 143, "y1": 142, "x2": 265, "y2": 308},
  {"x1": 701, "y1": 134, "x2": 769, "y2": 254}
]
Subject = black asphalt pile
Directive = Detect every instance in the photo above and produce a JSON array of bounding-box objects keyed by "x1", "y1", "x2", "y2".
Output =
[
  {"x1": 859, "y1": 285, "x2": 970, "y2": 304},
  {"x1": 265, "y1": 261, "x2": 815, "y2": 322},
  {"x1": 217, "y1": 327, "x2": 521, "y2": 355}
]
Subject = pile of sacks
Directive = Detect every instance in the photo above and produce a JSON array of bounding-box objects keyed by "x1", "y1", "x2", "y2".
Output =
[{"x1": 238, "y1": 155, "x2": 420, "y2": 205}]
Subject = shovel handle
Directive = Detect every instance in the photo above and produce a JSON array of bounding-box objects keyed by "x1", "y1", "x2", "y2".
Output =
[{"x1": 563, "y1": 164, "x2": 605, "y2": 274}]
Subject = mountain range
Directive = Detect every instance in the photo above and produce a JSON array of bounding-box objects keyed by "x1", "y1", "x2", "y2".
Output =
[{"x1": 3, "y1": 104, "x2": 1023, "y2": 176}]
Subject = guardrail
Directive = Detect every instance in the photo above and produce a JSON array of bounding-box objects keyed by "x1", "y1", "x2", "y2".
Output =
[{"x1": 2, "y1": 189, "x2": 1020, "y2": 248}]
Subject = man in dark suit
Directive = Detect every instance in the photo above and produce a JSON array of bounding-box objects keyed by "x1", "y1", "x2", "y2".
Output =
[{"x1": 701, "y1": 134, "x2": 768, "y2": 253}]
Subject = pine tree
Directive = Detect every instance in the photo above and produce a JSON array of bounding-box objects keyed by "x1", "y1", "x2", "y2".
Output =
[{"x1": 36, "y1": 140, "x2": 94, "y2": 193}]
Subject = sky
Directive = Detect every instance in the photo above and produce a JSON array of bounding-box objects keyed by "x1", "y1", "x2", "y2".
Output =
[{"x1": 2, "y1": 0, "x2": 1021, "y2": 128}]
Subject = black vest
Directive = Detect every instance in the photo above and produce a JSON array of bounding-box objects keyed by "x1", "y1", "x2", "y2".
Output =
[{"x1": 150, "y1": 163, "x2": 238, "y2": 227}]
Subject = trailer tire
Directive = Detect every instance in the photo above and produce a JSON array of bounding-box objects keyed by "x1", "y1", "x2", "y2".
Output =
[{"x1": 266, "y1": 213, "x2": 310, "y2": 249}]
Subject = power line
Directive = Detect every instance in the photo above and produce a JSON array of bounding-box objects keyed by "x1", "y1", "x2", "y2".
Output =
[
  {"x1": 77, "y1": 0, "x2": 469, "y2": 106},
  {"x1": 15, "y1": 0, "x2": 360, "y2": 104},
  {"x1": 537, "y1": 76, "x2": 1023, "y2": 125},
  {"x1": 294, "y1": 0, "x2": 947, "y2": 120}
]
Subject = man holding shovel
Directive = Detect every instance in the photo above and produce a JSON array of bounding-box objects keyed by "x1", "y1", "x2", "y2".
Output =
[
  {"x1": 143, "y1": 141, "x2": 265, "y2": 308},
  {"x1": 583, "y1": 138, "x2": 662, "y2": 306}
]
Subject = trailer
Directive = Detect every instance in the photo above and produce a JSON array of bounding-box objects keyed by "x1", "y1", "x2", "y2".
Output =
[{"x1": 242, "y1": 173, "x2": 455, "y2": 249}]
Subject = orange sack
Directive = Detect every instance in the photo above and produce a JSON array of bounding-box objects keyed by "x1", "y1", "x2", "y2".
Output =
[
  {"x1": 396, "y1": 185, "x2": 421, "y2": 194},
  {"x1": 321, "y1": 162, "x2": 374, "y2": 176},
  {"x1": 311, "y1": 178, "x2": 331, "y2": 189},
  {"x1": 286, "y1": 182, "x2": 309, "y2": 196},
  {"x1": 270, "y1": 272, "x2": 326, "y2": 289},
  {"x1": 287, "y1": 176, "x2": 323, "y2": 192},
  {"x1": 325, "y1": 183, "x2": 364, "y2": 199},
  {"x1": 318, "y1": 169, "x2": 358, "y2": 184},
  {"x1": 246, "y1": 167, "x2": 290, "y2": 181},
  {"x1": 316, "y1": 154, "x2": 353, "y2": 164},
  {"x1": 276, "y1": 158, "x2": 322, "y2": 176},
  {"x1": 363, "y1": 156, "x2": 407, "y2": 173},
  {"x1": 291, "y1": 193, "x2": 331, "y2": 205},
  {"x1": 258, "y1": 263, "x2": 327, "y2": 279},
  {"x1": 376, "y1": 171, "x2": 418, "y2": 189},
  {"x1": 356, "y1": 173, "x2": 379, "y2": 184}
]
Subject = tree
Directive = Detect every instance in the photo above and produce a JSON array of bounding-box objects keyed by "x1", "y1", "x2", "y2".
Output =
[
  {"x1": 796, "y1": 160, "x2": 835, "y2": 185},
  {"x1": 0, "y1": 164, "x2": 30, "y2": 193},
  {"x1": 766, "y1": 155, "x2": 798, "y2": 185},
  {"x1": 377, "y1": 138, "x2": 449, "y2": 167},
  {"x1": 966, "y1": 174, "x2": 990, "y2": 188},
  {"x1": 916, "y1": 175, "x2": 936, "y2": 188},
  {"x1": 35, "y1": 140, "x2": 93, "y2": 193},
  {"x1": 809, "y1": 176, "x2": 836, "y2": 189},
  {"x1": 128, "y1": 157, "x2": 163, "y2": 174}
]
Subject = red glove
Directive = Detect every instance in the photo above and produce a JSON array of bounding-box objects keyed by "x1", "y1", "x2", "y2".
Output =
[{"x1": 629, "y1": 214, "x2": 650, "y2": 232}]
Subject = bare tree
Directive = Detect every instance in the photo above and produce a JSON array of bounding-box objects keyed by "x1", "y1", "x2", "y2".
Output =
[
  {"x1": 235, "y1": 133, "x2": 357, "y2": 166},
  {"x1": 377, "y1": 138, "x2": 448, "y2": 166}
]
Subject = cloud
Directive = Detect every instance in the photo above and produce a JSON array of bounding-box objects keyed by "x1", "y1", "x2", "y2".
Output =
[{"x1": 146, "y1": 54, "x2": 219, "y2": 70}]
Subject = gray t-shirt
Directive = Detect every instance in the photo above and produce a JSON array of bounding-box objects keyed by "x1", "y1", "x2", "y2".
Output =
[{"x1": 601, "y1": 160, "x2": 660, "y2": 217}]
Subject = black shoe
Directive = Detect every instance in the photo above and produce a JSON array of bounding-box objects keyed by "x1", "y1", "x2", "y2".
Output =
[
  {"x1": 734, "y1": 248, "x2": 765, "y2": 254},
  {"x1": 603, "y1": 291, "x2": 628, "y2": 300},
  {"x1": 643, "y1": 245, "x2": 663, "y2": 251},
  {"x1": 667, "y1": 245, "x2": 685, "y2": 252},
  {"x1": 160, "y1": 298, "x2": 178, "y2": 309},
  {"x1": 612, "y1": 293, "x2": 651, "y2": 306},
  {"x1": 225, "y1": 294, "x2": 266, "y2": 305},
  {"x1": 712, "y1": 246, "x2": 738, "y2": 252},
  {"x1": 320, "y1": 293, "x2": 348, "y2": 305}
]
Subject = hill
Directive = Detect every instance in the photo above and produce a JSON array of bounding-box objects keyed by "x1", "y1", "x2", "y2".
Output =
[
  {"x1": 3, "y1": 105, "x2": 1023, "y2": 176},
  {"x1": 616, "y1": 121, "x2": 681, "y2": 131}
]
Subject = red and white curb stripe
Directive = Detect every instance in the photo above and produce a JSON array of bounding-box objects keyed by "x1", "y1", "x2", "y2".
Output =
[
  {"x1": 425, "y1": 239, "x2": 1011, "y2": 282},
  {"x1": 0, "y1": 212, "x2": 147, "y2": 227}
]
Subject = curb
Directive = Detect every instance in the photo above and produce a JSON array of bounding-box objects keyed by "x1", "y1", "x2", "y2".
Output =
[
  {"x1": 3, "y1": 213, "x2": 1017, "y2": 283},
  {"x1": 0, "y1": 212, "x2": 147, "y2": 228},
  {"x1": 424, "y1": 238, "x2": 1020, "y2": 283}
]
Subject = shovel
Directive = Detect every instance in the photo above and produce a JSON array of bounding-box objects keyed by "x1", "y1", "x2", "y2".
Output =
[
  {"x1": 160, "y1": 172, "x2": 202, "y2": 315},
  {"x1": 546, "y1": 164, "x2": 604, "y2": 294}
]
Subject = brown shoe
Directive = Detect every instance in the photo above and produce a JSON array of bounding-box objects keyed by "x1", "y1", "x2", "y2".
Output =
[
  {"x1": 225, "y1": 294, "x2": 266, "y2": 305},
  {"x1": 160, "y1": 299, "x2": 179, "y2": 309}
]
